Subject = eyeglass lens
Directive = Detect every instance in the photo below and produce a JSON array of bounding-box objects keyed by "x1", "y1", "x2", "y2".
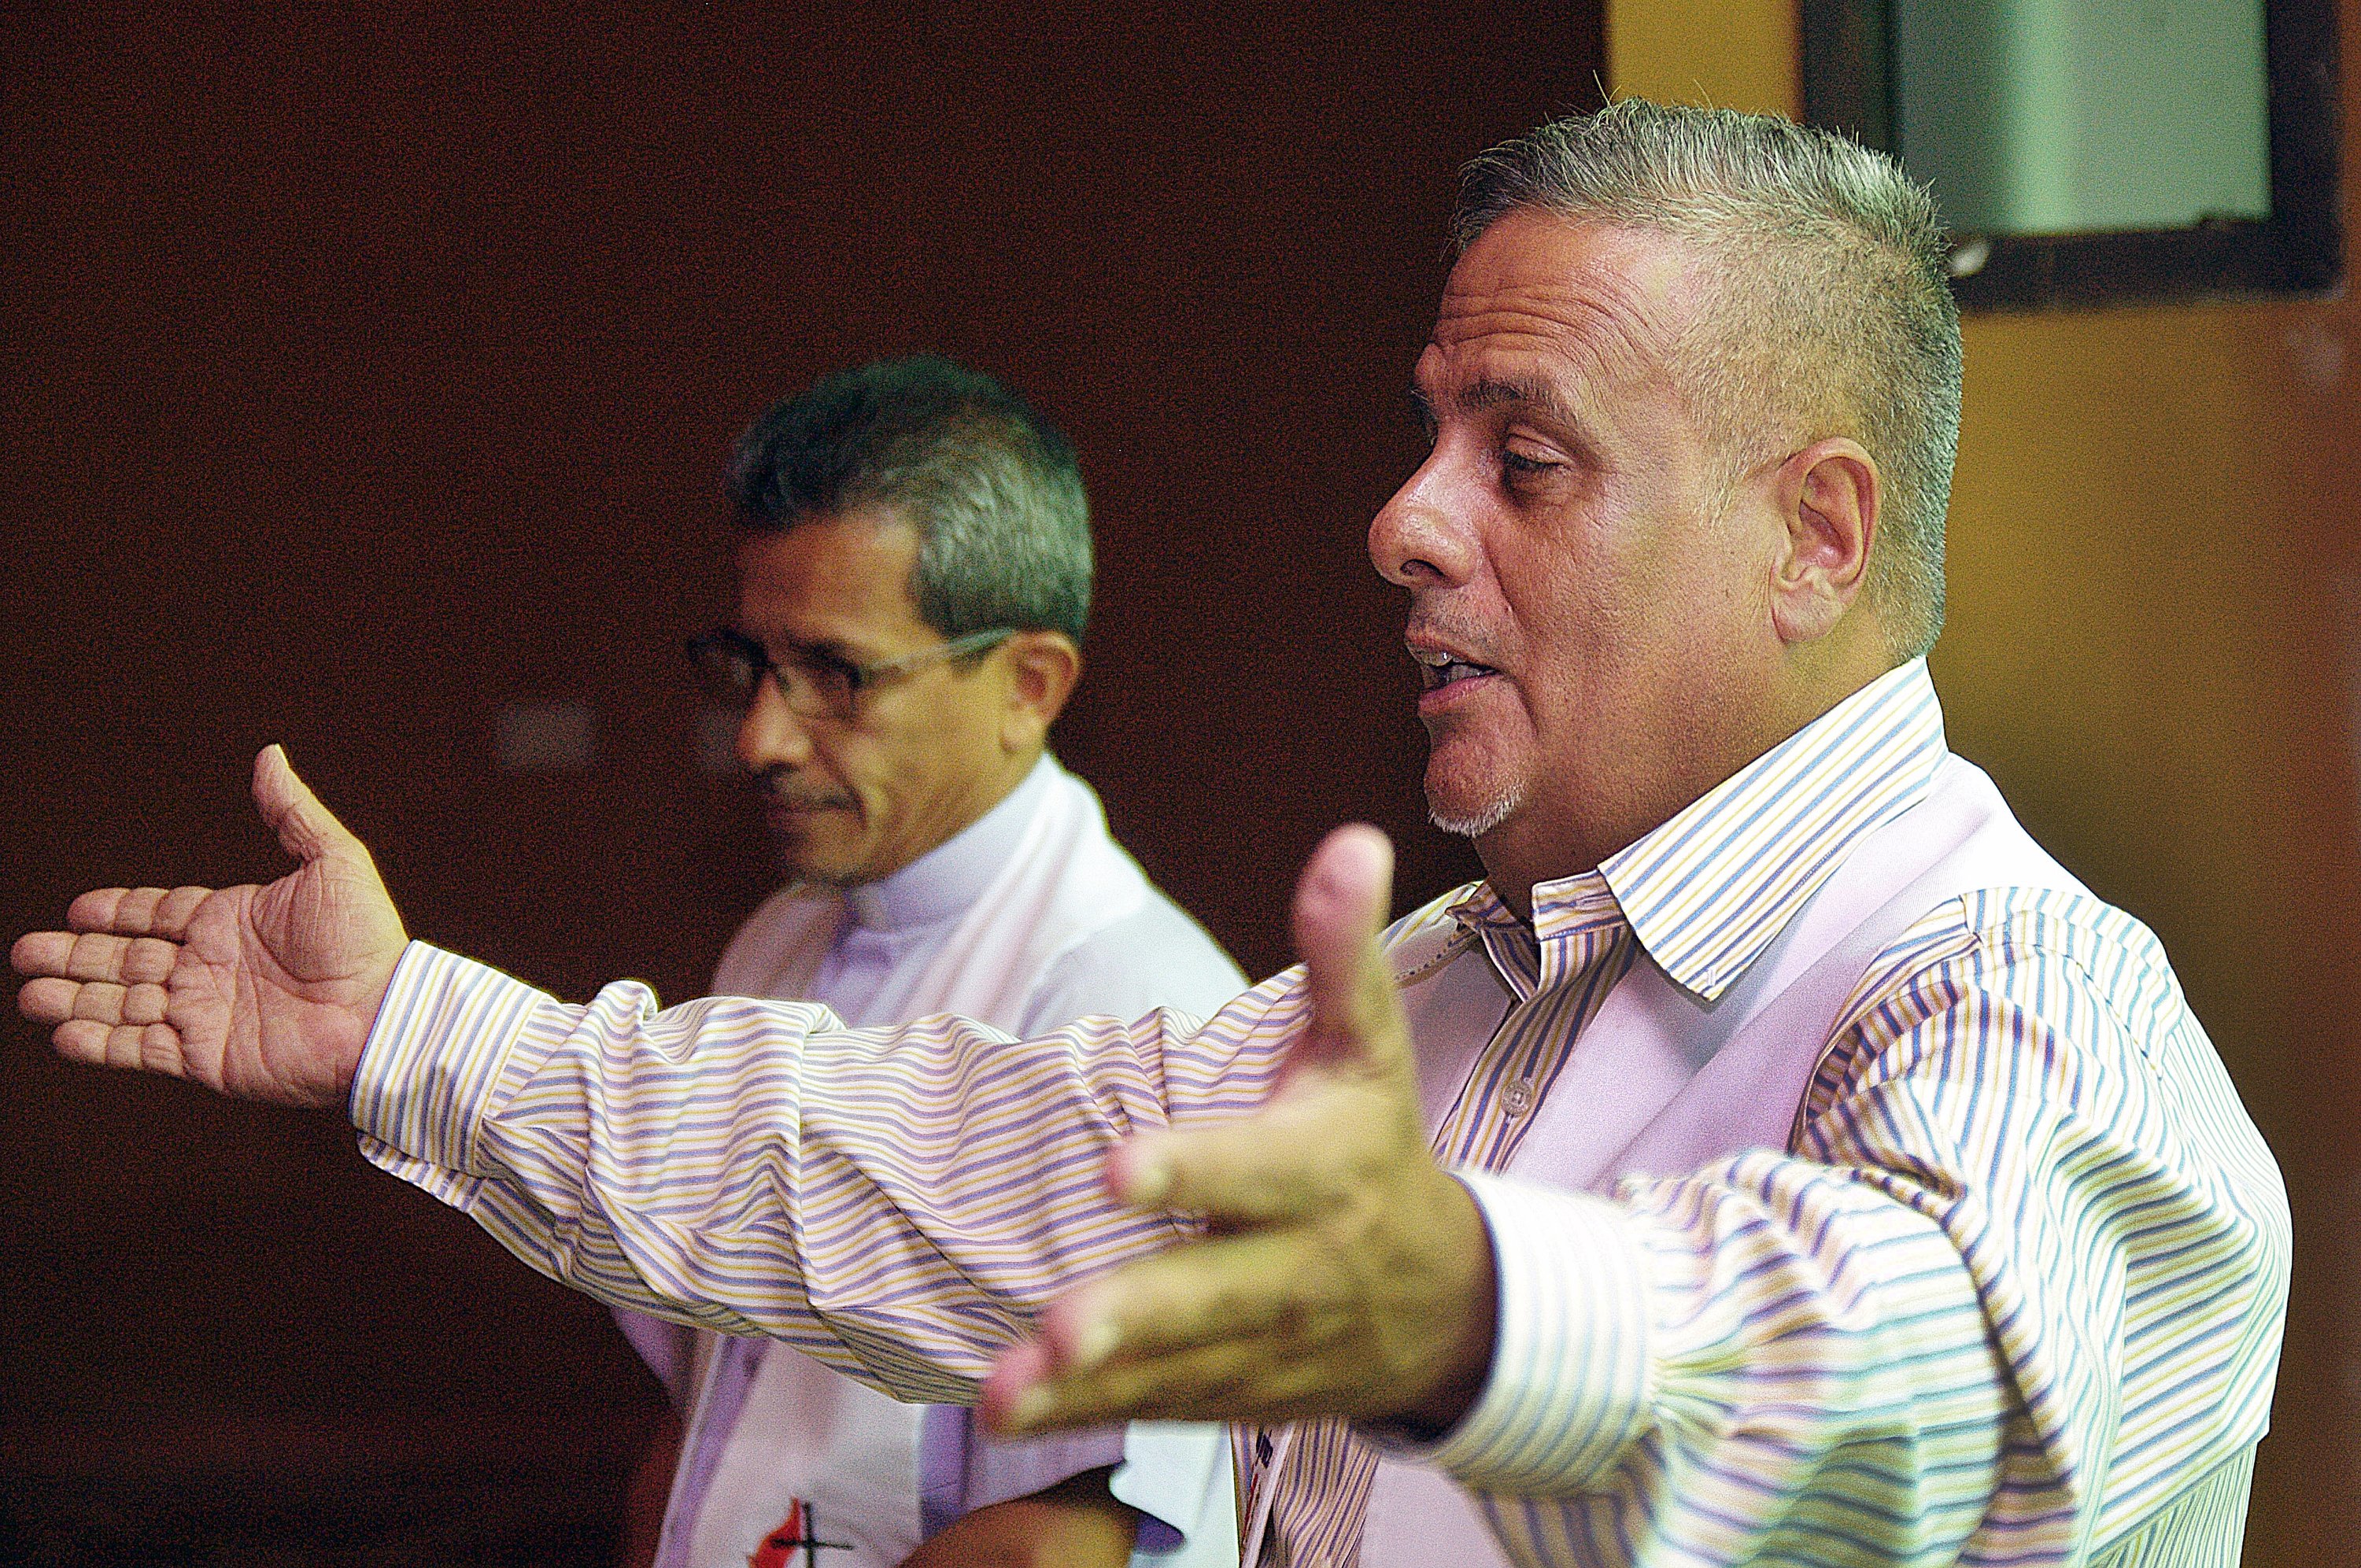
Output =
[{"x1": 689, "y1": 633, "x2": 858, "y2": 717}]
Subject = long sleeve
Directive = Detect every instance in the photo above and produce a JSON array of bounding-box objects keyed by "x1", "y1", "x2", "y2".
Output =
[
  {"x1": 353, "y1": 941, "x2": 1300, "y2": 1406},
  {"x1": 1424, "y1": 889, "x2": 2289, "y2": 1566}
]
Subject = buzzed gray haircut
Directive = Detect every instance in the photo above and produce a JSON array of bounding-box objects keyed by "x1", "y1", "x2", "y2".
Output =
[
  {"x1": 1454, "y1": 98, "x2": 1961, "y2": 660},
  {"x1": 727, "y1": 354, "x2": 1092, "y2": 643}
]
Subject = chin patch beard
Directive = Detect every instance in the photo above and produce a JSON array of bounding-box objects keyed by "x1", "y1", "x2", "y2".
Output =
[{"x1": 1428, "y1": 784, "x2": 1521, "y2": 839}]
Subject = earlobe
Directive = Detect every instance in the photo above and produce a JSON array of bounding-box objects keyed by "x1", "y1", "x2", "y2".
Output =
[{"x1": 1772, "y1": 440, "x2": 1879, "y2": 644}]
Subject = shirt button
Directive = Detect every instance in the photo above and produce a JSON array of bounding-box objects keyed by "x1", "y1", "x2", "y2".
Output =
[{"x1": 1502, "y1": 1079, "x2": 1535, "y2": 1117}]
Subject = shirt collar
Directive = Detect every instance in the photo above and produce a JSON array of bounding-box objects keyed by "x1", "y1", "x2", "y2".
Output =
[
  {"x1": 1506, "y1": 659, "x2": 1947, "y2": 1002},
  {"x1": 843, "y1": 754, "x2": 1057, "y2": 932}
]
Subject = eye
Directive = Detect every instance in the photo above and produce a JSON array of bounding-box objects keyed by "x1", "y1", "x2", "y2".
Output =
[
  {"x1": 1500, "y1": 447, "x2": 1558, "y2": 481},
  {"x1": 796, "y1": 647, "x2": 865, "y2": 694}
]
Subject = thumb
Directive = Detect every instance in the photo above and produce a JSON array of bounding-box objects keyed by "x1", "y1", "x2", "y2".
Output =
[
  {"x1": 1286, "y1": 823, "x2": 1405, "y2": 1077},
  {"x1": 253, "y1": 744, "x2": 362, "y2": 865}
]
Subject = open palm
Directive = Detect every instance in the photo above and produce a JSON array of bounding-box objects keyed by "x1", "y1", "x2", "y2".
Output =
[
  {"x1": 13, "y1": 746, "x2": 409, "y2": 1109},
  {"x1": 980, "y1": 825, "x2": 1498, "y2": 1438}
]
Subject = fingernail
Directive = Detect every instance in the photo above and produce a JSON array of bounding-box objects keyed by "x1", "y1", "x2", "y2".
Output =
[
  {"x1": 1069, "y1": 1315, "x2": 1118, "y2": 1373},
  {"x1": 1121, "y1": 1152, "x2": 1172, "y2": 1208}
]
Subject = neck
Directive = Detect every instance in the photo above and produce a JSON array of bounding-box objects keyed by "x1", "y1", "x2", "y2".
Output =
[
  {"x1": 1476, "y1": 653, "x2": 1900, "y2": 921},
  {"x1": 889, "y1": 743, "x2": 1047, "y2": 882}
]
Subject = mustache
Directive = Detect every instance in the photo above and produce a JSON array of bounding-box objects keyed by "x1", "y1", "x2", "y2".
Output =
[
  {"x1": 1402, "y1": 613, "x2": 1505, "y2": 668},
  {"x1": 748, "y1": 769, "x2": 855, "y2": 812}
]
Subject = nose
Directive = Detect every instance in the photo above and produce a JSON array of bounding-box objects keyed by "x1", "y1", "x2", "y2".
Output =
[
  {"x1": 734, "y1": 675, "x2": 814, "y2": 773},
  {"x1": 1369, "y1": 450, "x2": 1478, "y2": 590}
]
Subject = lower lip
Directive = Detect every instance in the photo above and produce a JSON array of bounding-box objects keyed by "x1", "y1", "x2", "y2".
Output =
[{"x1": 1417, "y1": 670, "x2": 1501, "y2": 718}]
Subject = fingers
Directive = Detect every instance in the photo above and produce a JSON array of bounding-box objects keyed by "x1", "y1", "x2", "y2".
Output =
[
  {"x1": 17, "y1": 976, "x2": 81, "y2": 1024},
  {"x1": 24, "y1": 970, "x2": 181, "y2": 1075},
  {"x1": 985, "y1": 1327, "x2": 1284, "y2": 1430},
  {"x1": 978, "y1": 1339, "x2": 1060, "y2": 1431},
  {"x1": 21, "y1": 975, "x2": 170, "y2": 1027},
  {"x1": 13, "y1": 924, "x2": 183, "y2": 1062},
  {"x1": 12, "y1": 929, "x2": 181, "y2": 986},
  {"x1": 253, "y1": 743, "x2": 364, "y2": 865},
  {"x1": 984, "y1": 1232, "x2": 1354, "y2": 1431},
  {"x1": 1287, "y1": 824, "x2": 1408, "y2": 1077},
  {"x1": 1290, "y1": 825, "x2": 1394, "y2": 983},
  {"x1": 50, "y1": 1017, "x2": 182, "y2": 1075},
  {"x1": 17, "y1": 897, "x2": 199, "y2": 1078},
  {"x1": 59, "y1": 886, "x2": 210, "y2": 940},
  {"x1": 1053, "y1": 1229, "x2": 1344, "y2": 1373},
  {"x1": 1108, "y1": 1093, "x2": 1380, "y2": 1223}
]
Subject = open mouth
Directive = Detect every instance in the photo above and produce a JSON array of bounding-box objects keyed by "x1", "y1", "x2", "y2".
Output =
[{"x1": 1410, "y1": 645, "x2": 1499, "y2": 692}]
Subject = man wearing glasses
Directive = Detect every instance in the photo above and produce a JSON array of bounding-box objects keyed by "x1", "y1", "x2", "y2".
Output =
[{"x1": 623, "y1": 356, "x2": 1246, "y2": 1568}]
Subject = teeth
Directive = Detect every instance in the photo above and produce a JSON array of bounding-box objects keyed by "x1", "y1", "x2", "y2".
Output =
[
  {"x1": 1411, "y1": 647, "x2": 1496, "y2": 691},
  {"x1": 1408, "y1": 645, "x2": 1498, "y2": 690}
]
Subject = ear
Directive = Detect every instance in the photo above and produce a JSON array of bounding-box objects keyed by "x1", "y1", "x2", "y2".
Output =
[
  {"x1": 1768, "y1": 438, "x2": 1879, "y2": 645},
  {"x1": 997, "y1": 631, "x2": 1082, "y2": 752}
]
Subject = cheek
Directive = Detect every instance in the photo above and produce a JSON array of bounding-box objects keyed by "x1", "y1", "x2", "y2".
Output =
[
  {"x1": 1545, "y1": 524, "x2": 1747, "y2": 681},
  {"x1": 799, "y1": 736, "x2": 878, "y2": 814},
  {"x1": 841, "y1": 726, "x2": 940, "y2": 817}
]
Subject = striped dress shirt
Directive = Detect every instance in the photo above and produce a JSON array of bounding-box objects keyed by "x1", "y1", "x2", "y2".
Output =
[{"x1": 353, "y1": 659, "x2": 2289, "y2": 1566}]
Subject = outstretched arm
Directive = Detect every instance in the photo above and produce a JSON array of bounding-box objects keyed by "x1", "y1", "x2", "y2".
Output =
[
  {"x1": 16, "y1": 765, "x2": 1503, "y2": 1435},
  {"x1": 13, "y1": 745, "x2": 407, "y2": 1109}
]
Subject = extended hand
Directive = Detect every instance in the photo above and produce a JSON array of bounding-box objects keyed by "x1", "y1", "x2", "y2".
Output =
[
  {"x1": 13, "y1": 745, "x2": 409, "y2": 1109},
  {"x1": 981, "y1": 825, "x2": 1498, "y2": 1437}
]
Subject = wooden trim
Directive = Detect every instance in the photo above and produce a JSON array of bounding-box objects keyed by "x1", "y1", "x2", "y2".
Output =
[{"x1": 1801, "y1": 0, "x2": 2344, "y2": 310}]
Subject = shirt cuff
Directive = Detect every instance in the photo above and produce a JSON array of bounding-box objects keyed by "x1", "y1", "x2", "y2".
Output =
[
  {"x1": 1406, "y1": 1169, "x2": 1655, "y2": 1497},
  {"x1": 349, "y1": 941, "x2": 552, "y2": 1201}
]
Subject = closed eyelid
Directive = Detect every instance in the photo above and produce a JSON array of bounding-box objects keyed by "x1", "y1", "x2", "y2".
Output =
[
  {"x1": 1506, "y1": 408, "x2": 1605, "y2": 474},
  {"x1": 1499, "y1": 424, "x2": 1584, "y2": 472},
  {"x1": 1416, "y1": 375, "x2": 1600, "y2": 455}
]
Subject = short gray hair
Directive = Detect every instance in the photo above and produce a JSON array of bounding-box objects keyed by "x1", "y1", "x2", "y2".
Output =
[
  {"x1": 1454, "y1": 99, "x2": 1960, "y2": 659},
  {"x1": 726, "y1": 355, "x2": 1092, "y2": 643}
]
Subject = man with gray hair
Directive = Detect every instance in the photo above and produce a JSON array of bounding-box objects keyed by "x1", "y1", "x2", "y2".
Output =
[
  {"x1": 621, "y1": 356, "x2": 1247, "y2": 1568},
  {"x1": 17, "y1": 102, "x2": 2288, "y2": 1567}
]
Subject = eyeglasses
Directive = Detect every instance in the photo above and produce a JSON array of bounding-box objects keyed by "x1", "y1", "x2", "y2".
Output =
[{"x1": 685, "y1": 625, "x2": 1016, "y2": 721}]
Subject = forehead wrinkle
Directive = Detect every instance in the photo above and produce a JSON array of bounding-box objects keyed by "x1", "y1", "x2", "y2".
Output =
[
  {"x1": 1427, "y1": 227, "x2": 1696, "y2": 419},
  {"x1": 1421, "y1": 315, "x2": 1668, "y2": 434}
]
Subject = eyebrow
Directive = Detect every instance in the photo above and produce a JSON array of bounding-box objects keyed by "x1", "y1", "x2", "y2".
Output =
[
  {"x1": 736, "y1": 625, "x2": 867, "y2": 666},
  {"x1": 1408, "y1": 374, "x2": 1586, "y2": 427}
]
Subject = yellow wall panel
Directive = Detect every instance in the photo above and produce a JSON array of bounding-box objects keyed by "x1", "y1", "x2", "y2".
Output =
[{"x1": 1608, "y1": 0, "x2": 1799, "y2": 115}]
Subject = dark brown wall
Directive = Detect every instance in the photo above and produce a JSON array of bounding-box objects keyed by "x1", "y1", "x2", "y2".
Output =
[{"x1": 0, "y1": 2, "x2": 1602, "y2": 1551}]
